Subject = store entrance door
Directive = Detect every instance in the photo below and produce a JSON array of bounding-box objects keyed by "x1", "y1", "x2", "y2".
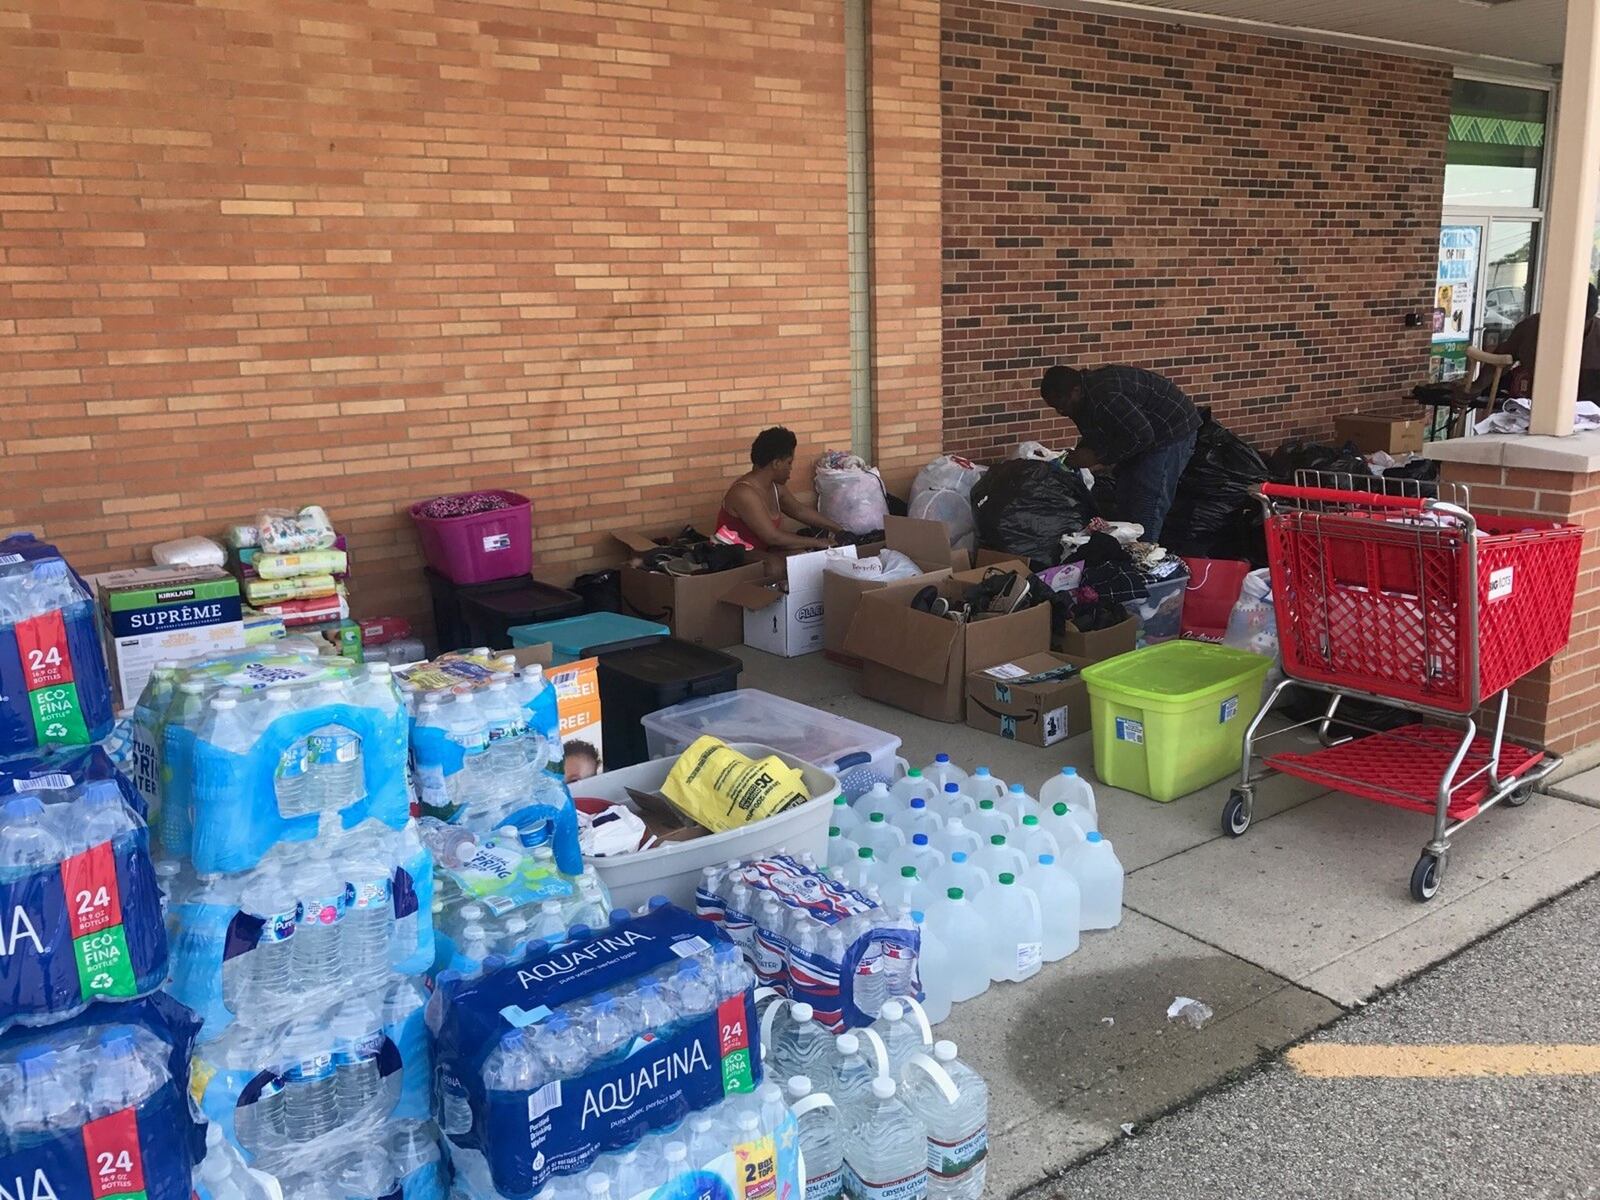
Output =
[{"x1": 1430, "y1": 217, "x2": 1539, "y2": 382}]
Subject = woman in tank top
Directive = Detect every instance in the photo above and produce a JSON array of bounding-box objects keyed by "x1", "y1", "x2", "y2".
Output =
[{"x1": 716, "y1": 427, "x2": 843, "y2": 552}]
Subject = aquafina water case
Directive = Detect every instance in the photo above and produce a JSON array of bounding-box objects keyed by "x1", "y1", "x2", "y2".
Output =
[
  {"x1": 0, "y1": 534, "x2": 114, "y2": 759},
  {"x1": 0, "y1": 768, "x2": 167, "y2": 1034},
  {"x1": 427, "y1": 905, "x2": 759, "y2": 1198},
  {"x1": 0, "y1": 992, "x2": 202, "y2": 1200}
]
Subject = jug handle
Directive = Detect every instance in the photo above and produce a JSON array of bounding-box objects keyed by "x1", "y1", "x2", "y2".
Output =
[
  {"x1": 899, "y1": 995, "x2": 934, "y2": 1047},
  {"x1": 903, "y1": 1052, "x2": 959, "y2": 1104},
  {"x1": 758, "y1": 992, "x2": 791, "y2": 1056},
  {"x1": 859, "y1": 1027, "x2": 890, "y2": 1077}
]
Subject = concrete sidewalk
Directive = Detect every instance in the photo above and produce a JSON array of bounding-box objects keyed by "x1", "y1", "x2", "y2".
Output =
[{"x1": 727, "y1": 647, "x2": 1600, "y2": 1196}]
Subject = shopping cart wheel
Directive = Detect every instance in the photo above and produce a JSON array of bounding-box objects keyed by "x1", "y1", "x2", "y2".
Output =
[
  {"x1": 1503, "y1": 782, "x2": 1534, "y2": 807},
  {"x1": 1409, "y1": 852, "x2": 1445, "y2": 902},
  {"x1": 1221, "y1": 791, "x2": 1251, "y2": 837}
]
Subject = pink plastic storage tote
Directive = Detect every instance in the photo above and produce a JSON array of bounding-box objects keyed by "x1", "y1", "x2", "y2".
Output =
[{"x1": 409, "y1": 489, "x2": 532, "y2": 584}]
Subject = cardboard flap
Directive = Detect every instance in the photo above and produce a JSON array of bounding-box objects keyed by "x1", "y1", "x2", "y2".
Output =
[
  {"x1": 843, "y1": 588, "x2": 963, "y2": 683},
  {"x1": 722, "y1": 580, "x2": 784, "y2": 611},
  {"x1": 609, "y1": 529, "x2": 661, "y2": 555},
  {"x1": 884, "y1": 516, "x2": 956, "y2": 570}
]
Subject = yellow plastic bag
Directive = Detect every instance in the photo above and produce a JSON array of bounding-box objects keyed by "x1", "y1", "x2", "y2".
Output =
[{"x1": 661, "y1": 737, "x2": 812, "y2": 833}]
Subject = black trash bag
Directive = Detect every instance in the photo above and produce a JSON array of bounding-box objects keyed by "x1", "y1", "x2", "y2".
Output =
[
  {"x1": 1267, "y1": 437, "x2": 1370, "y2": 484},
  {"x1": 573, "y1": 569, "x2": 622, "y2": 614},
  {"x1": 1160, "y1": 409, "x2": 1269, "y2": 564},
  {"x1": 969, "y1": 458, "x2": 1097, "y2": 569}
]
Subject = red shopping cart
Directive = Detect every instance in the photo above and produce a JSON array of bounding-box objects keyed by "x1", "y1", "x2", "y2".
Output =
[{"x1": 1223, "y1": 475, "x2": 1584, "y2": 900}]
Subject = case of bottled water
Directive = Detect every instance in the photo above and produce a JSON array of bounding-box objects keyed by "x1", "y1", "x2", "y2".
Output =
[
  {"x1": 427, "y1": 905, "x2": 761, "y2": 1198},
  {"x1": 0, "y1": 533, "x2": 114, "y2": 759},
  {"x1": 190, "y1": 976, "x2": 433, "y2": 1176},
  {"x1": 0, "y1": 774, "x2": 168, "y2": 1033},
  {"x1": 184, "y1": 666, "x2": 411, "y2": 873},
  {"x1": 403, "y1": 653, "x2": 581, "y2": 877},
  {"x1": 696, "y1": 856, "x2": 919, "y2": 1031},
  {"x1": 0, "y1": 992, "x2": 202, "y2": 1200},
  {"x1": 163, "y1": 819, "x2": 435, "y2": 1039},
  {"x1": 266, "y1": 1118, "x2": 446, "y2": 1200},
  {"x1": 5, "y1": 742, "x2": 149, "y2": 821}
]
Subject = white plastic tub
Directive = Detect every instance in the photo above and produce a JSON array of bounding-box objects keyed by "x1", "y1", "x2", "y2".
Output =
[
  {"x1": 641, "y1": 689, "x2": 904, "y2": 800},
  {"x1": 569, "y1": 742, "x2": 840, "y2": 911}
]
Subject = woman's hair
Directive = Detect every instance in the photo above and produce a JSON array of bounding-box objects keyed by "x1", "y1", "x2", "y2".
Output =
[{"x1": 750, "y1": 426, "x2": 798, "y2": 468}]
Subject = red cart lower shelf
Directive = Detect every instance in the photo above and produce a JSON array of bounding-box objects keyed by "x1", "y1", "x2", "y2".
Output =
[{"x1": 1265, "y1": 724, "x2": 1545, "y2": 822}]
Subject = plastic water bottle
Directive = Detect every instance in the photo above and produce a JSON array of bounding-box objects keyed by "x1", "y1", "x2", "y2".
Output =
[
  {"x1": 583, "y1": 992, "x2": 632, "y2": 1059},
  {"x1": 160, "y1": 679, "x2": 211, "y2": 851},
  {"x1": 930, "y1": 782, "x2": 976, "y2": 824},
  {"x1": 828, "y1": 1032, "x2": 888, "y2": 1118},
  {"x1": 88, "y1": 1027, "x2": 165, "y2": 1116},
  {"x1": 927, "y1": 851, "x2": 987, "y2": 901},
  {"x1": 711, "y1": 939, "x2": 755, "y2": 1000},
  {"x1": 926, "y1": 889, "x2": 989, "y2": 1003},
  {"x1": 293, "y1": 844, "x2": 349, "y2": 990},
  {"x1": 337, "y1": 1149, "x2": 399, "y2": 1200},
  {"x1": 889, "y1": 768, "x2": 935, "y2": 807},
  {"x1": 871, "y1": 999, "x2": 931, "y2": 1076},
  {"x1": 442, "y1": 692, "x2": 493, "y2": 806},
  {"x1": 1040, "y1": 766, "x2": 1097, "y2": 828},
  {"x1": 843, "y1": 846, "x2": 879, "y2": 894},
  {"x1": 0, "y1": 795, "x2": 62, "y2": 881},
  {"x1": 919, "y1": 754, "x2": 967, "y2": 792},
  {"x1": 787, "y1": 1075, "x2": 844, "y2": 1200},
  {"x1": 353, "y1": 662, "x2": 403, "y2": 716},
  {"x1": 766, "y1": 1001, "x2": 834, "y2": 1082},
  {"x1": 932, "y1": 816, "x2": 981, "y2": 860},
  {"x1": 331, "y1": 1000, "x2": 386, "y2": 1113},
  {"x1": 979, "y1": 873, "x2": 1043, "y2": 983},
  {"x1": 1017, "y1": 814, "x2": 1061, "y2": 862},
  {"x1": 900, "y1": 1041, "x2": 988, "y2": 1200},
  {"x1": 306, "y1": 682, "x2": 364, "y2": 814},
  {"x1": 965, "y1": 767, "x2": 1006, "y2": 803},
  {"x1": 344, "y1": 841, "x2": 394, "y2": 985},
  {"x1": 1031, "y1": 855, "x2": 1082, "y2": 961},
  {"x1": 970, "y1": 834, "x2": 1027, "y2": 884},
  {"x1": 883, "y1": 865, "x2": 933, "y2": 917},
  {"x1": 238, "y1": 869, "x2": 299, "y2": 1006},
  {"x1": 843, "y1": 1078, "x2": 928, "y2": 1200},
  {"x1": 887, "y1": 833, "x2": 944, "y2": 880},
  {"x1": 969, "y1": 800, "x2": 1015, "y2": 842},
  {"x1": 998, "y1": 782, "x2": 1039, "y2": 824},
  {"x1": 1075, "y1": 832, "x2": 1124, "y2": 929},
  {"x1": 830, "y1": 794, "x2": 864, "y2": 839},
  {"x1": 686, "y1": 1109, "x2": 723, "y2": 1168},
  {"x1": 666, "y1": 959, "x2": 718, "y2": 1019},
  {"x1": 483, "y1": 679, "x2": 534, "y2": 795},
  {"x1": 902, "y1": 797, "x2": 944, "y2": 840},
  {"x1": 282, "y1": 1022, "x2": 340, "y2": 1141},
  {"x1": 529, "y1": 1010, "x2": 590, "y2": 1079},
  {"x1": 3, "y1": 1045, "x2": 84, "y2": 1133}
]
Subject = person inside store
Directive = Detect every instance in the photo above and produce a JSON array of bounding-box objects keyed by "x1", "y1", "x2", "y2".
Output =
[
  {"x1": 717, "y1": 426, "x2": 844, "y2": 551},
  {"x1": 1493, "y1": 283, "x2": 1600, "y2": 402},
  {"x1": 1038, "y1": 363, "x2": 1202, "y2": 544}
]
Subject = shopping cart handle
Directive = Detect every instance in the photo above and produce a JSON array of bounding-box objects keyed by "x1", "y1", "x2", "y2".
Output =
[{"x1": 1259, "y1": 483, "x2": 1428, "y2": 511}]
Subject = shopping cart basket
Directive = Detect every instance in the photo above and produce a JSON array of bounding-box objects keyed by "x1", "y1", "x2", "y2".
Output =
[{"x1": 1222, "y1": 476, "x2": 1584, "y2": 901}]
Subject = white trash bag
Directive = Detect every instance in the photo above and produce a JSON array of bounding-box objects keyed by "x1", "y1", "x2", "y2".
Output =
[
  {"x1": 1224, "y1": 568, "x2": 1280, "y2": 665},
  {"x1": 815, "y1": 453, "x2": 890, "y2": 535},
  {"x1": 1011, "y1": 441, "x2": 1061, "y2": 461},
  {"x1": 909, "y1": 454, "x2": 987, "y2": 553}
]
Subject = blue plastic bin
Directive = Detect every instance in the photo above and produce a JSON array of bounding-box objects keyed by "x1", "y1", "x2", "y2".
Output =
[{"x1": 509, "y1": 612, "x2": 670, "y2": 665}]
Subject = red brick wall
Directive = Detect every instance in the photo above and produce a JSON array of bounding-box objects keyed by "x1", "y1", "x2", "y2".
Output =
[
  {"x1": 942, "y1": 2, "x2": 1451, "y2": 459},
  {"x1": 0, "y1": 0, "x2": 940, "y2": 635}
]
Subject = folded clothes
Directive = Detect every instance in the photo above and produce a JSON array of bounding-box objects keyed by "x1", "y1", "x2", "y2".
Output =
[
  {"x1": 244, "y1": 573, "x2": 338, "y2": 605},
  {"x1": 415, "y1": 491, "x2": 514, "y2": 519}
]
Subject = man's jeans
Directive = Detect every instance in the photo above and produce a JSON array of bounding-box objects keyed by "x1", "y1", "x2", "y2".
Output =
[{"x1": 1115, "y1": 429, "x2": 1198, "y2": 544}]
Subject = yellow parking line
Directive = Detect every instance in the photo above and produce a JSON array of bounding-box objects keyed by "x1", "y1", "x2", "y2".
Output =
[{"x1": 1288, "y1": 1044, "x2": 1600, "y2": 1079}]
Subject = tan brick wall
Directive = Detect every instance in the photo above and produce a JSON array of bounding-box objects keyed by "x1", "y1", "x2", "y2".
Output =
[
  {"x1": 1438, "y1": 461, "x2": 1600, "y2": 756},
  {"x1": 0, "y1": 0, "x2": 942, "y2": 635},
  {"x1": 941, "y1": 2, "x2": 1451, "y2": 459}
]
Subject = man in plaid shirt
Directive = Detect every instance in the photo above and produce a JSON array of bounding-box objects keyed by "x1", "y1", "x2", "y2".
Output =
[{"x1": 1038, "y1": 364, "x2": 1201, "y2": 543}]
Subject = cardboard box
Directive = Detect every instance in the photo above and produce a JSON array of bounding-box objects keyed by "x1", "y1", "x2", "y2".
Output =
[
  {"x1": 723, "y1": 545, "x2": 858, "y2": 657},
  {"x1": 823, "y1": 516, "x2": 964, "y2": 660},
  {"x1": 843, "y1": 569, "x2": 1050, "y2": 723},
  {"x1": 90, "y1": 565, "x2": 245, "y2": 710},
  {"x1": 1333, "y1": 412, "x2": 1425, "y2": 456},
  {"x1": 609, "y1": 529, "x2": 767, "y2": 648},
  {"x1": 965, "y1": 652, "x2": 1090, "y2": 747},
  {"x1": 1054, "y1": 612, "x2": 1139, "y2": 662}
]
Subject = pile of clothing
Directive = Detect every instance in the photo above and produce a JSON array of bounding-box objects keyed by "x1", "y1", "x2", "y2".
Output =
[
  {"x1": 1033, "y1": 524, "x2": 1188, "y2": 641},
  {"x1": 413, "y1": 490, "x2": 518, "y2": 519},
  {"x1": 225, "y1": 505, "x2": 351, "y2": 630}
]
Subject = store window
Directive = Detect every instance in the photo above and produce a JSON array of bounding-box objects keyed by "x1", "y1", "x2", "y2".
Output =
[{"x1": 1444, "y1": 79, "x2": 1547, "y2": 209}]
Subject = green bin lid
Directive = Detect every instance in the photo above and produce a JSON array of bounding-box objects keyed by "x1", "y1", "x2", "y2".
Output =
[{"x1": 1079, "y1": 641, "x2": 1270, "y2": 705}]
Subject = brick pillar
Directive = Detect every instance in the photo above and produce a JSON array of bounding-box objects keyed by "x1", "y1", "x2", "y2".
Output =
[{"x1": 1437, "y1": 460, "x2": 1600, "y2": 759}]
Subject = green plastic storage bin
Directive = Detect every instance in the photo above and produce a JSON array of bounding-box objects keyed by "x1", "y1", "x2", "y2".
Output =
[{"x1": 1080, "y1": 641, "x2": 1272, "y2": 802}]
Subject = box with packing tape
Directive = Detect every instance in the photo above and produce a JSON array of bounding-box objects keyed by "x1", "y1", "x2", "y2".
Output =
[{"x1": 966, "y1": 651, "x2": 1091, "y2": 747}]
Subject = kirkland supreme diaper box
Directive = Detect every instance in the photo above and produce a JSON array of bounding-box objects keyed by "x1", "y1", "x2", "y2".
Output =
[{"x1": 89, "y1": 565, "x2": 245, "y2": 710}]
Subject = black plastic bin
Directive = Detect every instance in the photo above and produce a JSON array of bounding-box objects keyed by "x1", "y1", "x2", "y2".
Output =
[
  {"x1": 425, "y1": 566, "x2": 583, "y2": 653},
  {"x1": 596, "y1": 639, "x2": 743, "y2": 770}
]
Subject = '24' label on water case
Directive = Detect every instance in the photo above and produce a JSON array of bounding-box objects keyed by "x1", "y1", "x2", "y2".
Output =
[
  {"x1": 60, "y1": 841, "x2": 138, "y2": 1001},
  {"x1": 15, "y1": 610, "x2": 89, "y2": 746}
]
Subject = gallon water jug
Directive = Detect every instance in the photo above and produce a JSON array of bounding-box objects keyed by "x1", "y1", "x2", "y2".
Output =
[
  {"x1": 1017, "y1": 814, "x2": 1062, "y2": 861},
  {"x1": 969, "y1": 799, "x2": 1015, "y2": 842},
  {"x1": 925, "y1": 888, "x2": 989, "y2": 1003},
  {"x1": 919, "y1": 753, "x2": 968, "y2": 793},
  {"x1": 930, "y1": 781, "x2": 976, "y2": 824},
  {"x1": 1030, "y1": 854, "x2": 1082, "y2": 961},
  {"x1": 998, "y1": 782, "x2": 1039, "y2": 825},
  {"x1": 965, "y1": 767, "x2": 1006, "y2": 804},
  {"x1": 927, "y1": 851, "x2": 988, "y2": 901},
  {"x1": 888, "y1": 832, "x2": 945, "y2": 879},
  {"x1": 933, "y1": 817, "x2": 982, "y2": 860},
  {"x1": 1042, "y1": 800, "x2": 1093, "y2": 845},
  {"x1": 970, "y1": 834, "x2": 1027, "y2": 885},
  {"x1": 851, "y1": 782, "x2": 900, "y2": 821},
  {"x1": 902, "y1": 797, "x2": 944, "y2": 840},
  {"x1": 856, "y1": 811, "x2": 907, "y2": 859},
  {"x1": 901, "y1": 1041, "x2": 989, "y2": 1200},
  {"x1": 913, "y1": 912, "x2": 954, "y2": 1025},
  {"x1": 1040, "y1": 766, "x2": 1097, "y2": 827},
  {"x1": 830, "y1": 794, "x2": 863, "y2": 838},
  {"x1": 978, "y1": 872, "x2": 1043, "y2": 983},
  {"x1": 1075, "y1": 832, "x2": 1124, "y2": 930},
  {"x1": 890, "y1": 768, "x2": 936, "y2": 807},
  {"x1": 827, "y1": 826, "x2": 861, "y2": 875}
]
